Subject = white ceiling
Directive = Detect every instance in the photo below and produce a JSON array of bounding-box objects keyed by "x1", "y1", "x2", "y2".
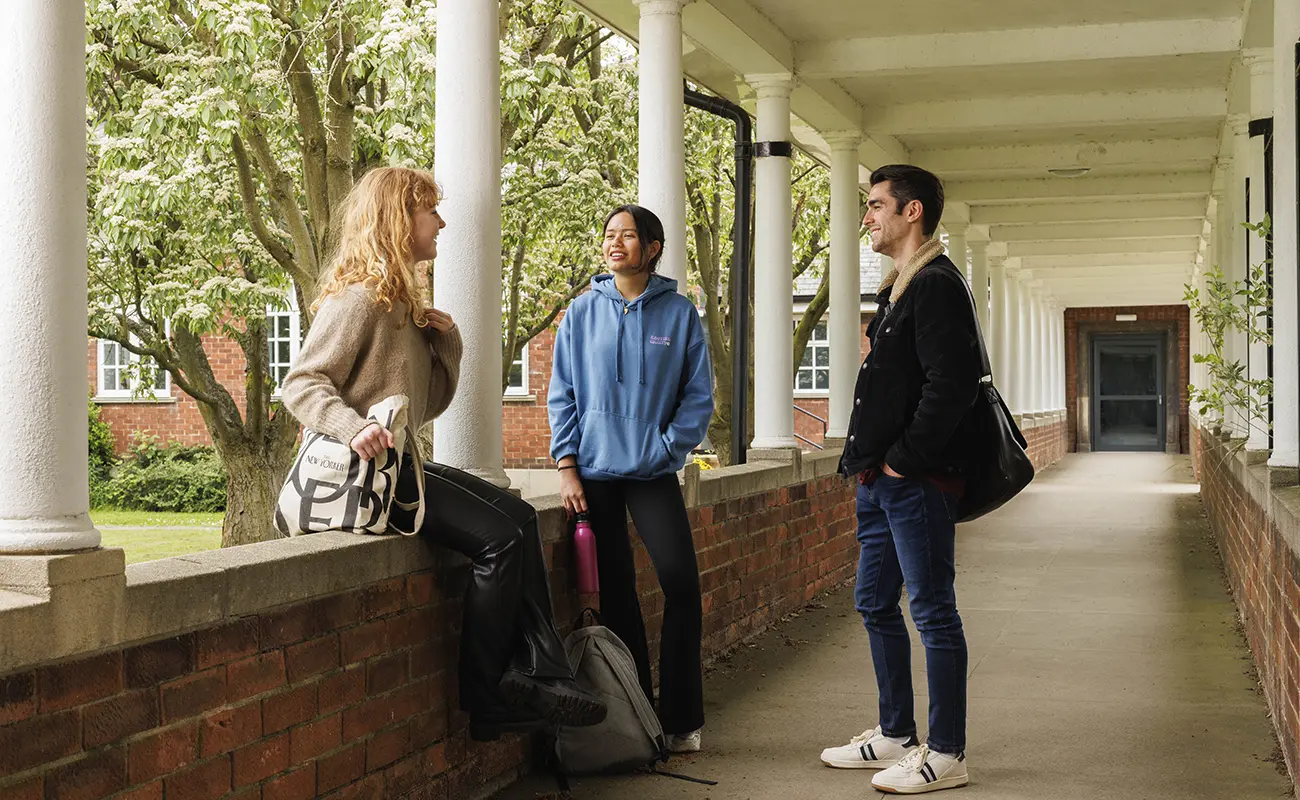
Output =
[{"x1": 567, "y1": 0, "x2": 1267, "y2": 308}]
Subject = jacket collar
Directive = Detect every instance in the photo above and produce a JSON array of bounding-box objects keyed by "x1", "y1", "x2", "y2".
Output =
[{"x1": 876, "y1": 237, "x2": 946, "y2": 304}]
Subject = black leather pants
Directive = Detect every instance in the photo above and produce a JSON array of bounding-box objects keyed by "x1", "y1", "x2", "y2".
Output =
[{"x1": 397, "y1": 460, "x2": 573, "y2": 714}]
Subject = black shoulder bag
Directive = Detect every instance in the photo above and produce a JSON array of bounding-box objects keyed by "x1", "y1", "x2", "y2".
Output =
[{"x1": 948, "y1": 266, "x2": 1035, "y2": 523}]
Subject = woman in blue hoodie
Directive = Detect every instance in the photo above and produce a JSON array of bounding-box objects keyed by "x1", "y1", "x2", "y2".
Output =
[{"x1": 548, "y1": 204, "x2": 714, "y2": 752}]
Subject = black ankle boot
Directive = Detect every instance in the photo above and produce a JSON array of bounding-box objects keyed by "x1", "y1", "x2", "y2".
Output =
[{"x1": 498, "y1": 671, "x2": 608, "y2": 728}]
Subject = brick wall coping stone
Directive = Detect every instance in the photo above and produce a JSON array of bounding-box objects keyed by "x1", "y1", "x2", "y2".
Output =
[
  {"x1": 0, "y1": 449, "x2": 844, "y2": 676},
  {"x1": 1196, "y1": 423, "x2": 1300, "y2": 557}
]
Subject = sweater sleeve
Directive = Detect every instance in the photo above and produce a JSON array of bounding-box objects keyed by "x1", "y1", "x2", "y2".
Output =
[
  {"x1": 662, "y1": 310, "x2": 714, "y2": 463},
  {"x1": 424, "y1": 324, "x2": 463, "y2": 421},
  {"x1": 547, "y1": 311, "x2": 580, "y2": 463},
  {"x1": 280, "y1": 293, "x2": 374, "y2": 445}
]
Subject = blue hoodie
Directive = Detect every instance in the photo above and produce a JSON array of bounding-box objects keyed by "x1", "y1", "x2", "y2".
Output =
[{"x1": 548, "y1": 274, "x2": 714, "y2": 481}]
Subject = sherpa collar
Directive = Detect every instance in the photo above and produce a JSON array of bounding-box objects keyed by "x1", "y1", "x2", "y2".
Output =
[{"x1": 877, "y1": 237, "x2": 946, "y2": 303}]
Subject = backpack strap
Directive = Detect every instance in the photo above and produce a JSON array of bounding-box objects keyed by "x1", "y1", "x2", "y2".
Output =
[
  {"x1": 593, "y1": 633, "x2": 665, "y2": 756},
  {"x1": 650, "y1": 762, "x2": 719, "y2": 786}
]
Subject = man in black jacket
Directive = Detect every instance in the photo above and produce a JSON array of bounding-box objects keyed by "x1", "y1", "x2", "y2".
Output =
[{"x1": 818, "y1": 165, "x2": 980, "y2": 794}]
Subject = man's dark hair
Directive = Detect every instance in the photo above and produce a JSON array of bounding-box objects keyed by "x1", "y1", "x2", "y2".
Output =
[
  {"x1": 604, "y1": 204, "x2": 665, "y2": 273},
  {"x1": 869, "y1": 165, "x2": 945, "y2": 237}
]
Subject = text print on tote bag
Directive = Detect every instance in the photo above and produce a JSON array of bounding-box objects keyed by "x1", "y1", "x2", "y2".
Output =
[{"x1": 274, "y1": 394, "x2": 422, "y2": 536}]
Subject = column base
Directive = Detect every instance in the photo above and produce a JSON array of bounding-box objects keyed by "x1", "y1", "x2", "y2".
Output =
[
  {"x1": 749, "y1": 436, "x2": 799, "y2": 451},
  {"x1": 0, "y1": 514, "x2": 102, "y2": 554},
  {"x1": 459, "y1": 466, "x2": 513, "y2": 491}
]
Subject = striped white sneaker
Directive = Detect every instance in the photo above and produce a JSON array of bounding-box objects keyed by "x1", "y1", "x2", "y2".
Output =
[
  {"x1": 819, "y1": 726, "x2": 918, "y2": 769},
  {"x1": 871, "y1": 744, "x2": 969, "y2": 794}
]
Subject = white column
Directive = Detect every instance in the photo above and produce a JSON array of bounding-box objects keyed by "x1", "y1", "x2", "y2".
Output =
[
  {"x1": 1273, "y1": 4, "x2": 1300, "y2": 466},
  {"x1": 635, "y1": 0, "x2": 688, "y2": 288},
  {"x1": 1247, "y1": 52, "x2": 1274, "y2": 451},
  {"x1": 968, "y1": 238, "x2": 990, "y2": 336},
  {"x1": 1004, "y1": 268, "x2": 1024, "y2": 414},
  {"x1": 434, "y1": 0, "x2": 508, "y2": 487},
  {"x1": 946, "y1": 223, "x2": 969, "y2": 281},
  {"x1": 989, "y1": 253, "x2": 1009, "y2": 388},
  {"x1": 826, "y1": 133, "x2": 861, "y2": 440},
  {"x1": 1029, "y1": 285, "x2": 1045, "y2": 414},
  {"x1": 0, "y1": 2, "x2": 99, "y2": 552},
  {"x1": 1231, "y1": 115, "x2": 1253, "y2": 439},
  {"x1": 1050, "y1": 302, "x2": 1063, "y2": 411},
  {"x1": 748, "y1": 73, "x2": 797, "y2": 450}
]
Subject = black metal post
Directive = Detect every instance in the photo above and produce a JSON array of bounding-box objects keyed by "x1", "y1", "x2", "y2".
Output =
[{"x1": 684, "y1": 85, "x2": 753, "y2": 465}]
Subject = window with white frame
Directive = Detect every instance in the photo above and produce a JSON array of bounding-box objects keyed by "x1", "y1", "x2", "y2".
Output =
[
  {"x1": 795, "y1": 320, "x2": 830, "y2": 394},
  {"x1": 267, "y1": 289, "x2": 302, "y2": 396},
  {"x1": 97, "y1": 338, "x2": 170, "y2": 399},
  {"x1": 505, "y1": 343, "x2": 529, "y2": 396}
]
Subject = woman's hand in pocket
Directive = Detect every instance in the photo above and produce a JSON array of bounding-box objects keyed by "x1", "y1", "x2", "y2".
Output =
[
  {"x1": 350, "y1": 423, "x2": 394, "y2": 462},
  {"x1": 559, "y1": 469, "x2": 588, "y2": 516}
]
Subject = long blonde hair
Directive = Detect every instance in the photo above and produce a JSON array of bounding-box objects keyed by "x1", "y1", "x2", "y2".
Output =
[{"x1": 314, "y1": 166, "x2": 441, "y2": 326}]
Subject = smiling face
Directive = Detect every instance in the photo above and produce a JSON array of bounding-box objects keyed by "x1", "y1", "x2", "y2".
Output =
[
  {"x1": 602, "y1": 211, "x2": 660, "y2": 275},
  {"x1": 409, "y1": 204, "x2": 445, "y2": 263},
  {"x1": 863, "y1": 181, "x2": 915, "y2": 260}
]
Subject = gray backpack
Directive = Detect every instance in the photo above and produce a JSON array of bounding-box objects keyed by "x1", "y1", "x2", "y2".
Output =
[
  {"x1": 555, "y1": 622, "x2": 666, "y2": 775},
  {"x1": 551, "y1": 614, "x2": 715, "y2": 788}
]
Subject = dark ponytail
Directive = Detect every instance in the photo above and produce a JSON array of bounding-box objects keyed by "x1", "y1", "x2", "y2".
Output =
[{"x1": 603, "y1": 204, "x2": 665, "y2": 274}]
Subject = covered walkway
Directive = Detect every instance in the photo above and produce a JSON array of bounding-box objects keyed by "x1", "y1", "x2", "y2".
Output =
[{"x1": 500, "y1": 454, "x2": 1291, "y2": 799}]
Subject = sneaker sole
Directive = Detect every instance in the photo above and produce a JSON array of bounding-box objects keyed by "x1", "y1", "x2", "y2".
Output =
[
  {"x1": 820, "y1": 754, "x2": 899, "y2": 770},
  {"x1": 498, "y1": 674, "x2": 607, "y2": 727},
  {"x1": 872, "y1": 774, "x2": 970, "y2": 794}
]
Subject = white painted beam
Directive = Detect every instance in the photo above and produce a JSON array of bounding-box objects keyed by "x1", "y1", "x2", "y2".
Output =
[
  {"x1": 1006, "y1": 238, "x2": 1202, "y2": 258},
  {"x1": 1020, "y1": 252, "x2": 1195, "y2": 269},
  {"x1": 871, "y1": 89, "x2": 1226, "y2": 136},
  {"x1": 949, "y1": 173, "x2": 1210, "y2": 203},
  {"x1": 1060, "y1": 291, "x2": 1188, "y2": 307},
  {"x1": 990, "y1": 219, "x2": 1206, "y2": 242},
  {"x1": 970, "y1": 199, "x2": 1209, "y2": 225},
  {"x1": 1023, "y1": 265, "x2": 1194, "y2": 281},
  {"x1": 915, "y1": 138, "x2": 1219, "y2": 176},
  {"x1": 794, "y1": 18, "x2": 1241, "y2": 77}
]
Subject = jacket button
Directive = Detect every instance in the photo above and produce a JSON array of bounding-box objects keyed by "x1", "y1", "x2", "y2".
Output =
[
  {"x1": 849, "y1": 435, "x2": 855, "y2": 442},
  {"x1": 855, "y1": 398, "x2": 860, "y2": 406}
]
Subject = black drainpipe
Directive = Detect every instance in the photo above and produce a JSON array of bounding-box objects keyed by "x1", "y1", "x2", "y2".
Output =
[{"x1": 684, "y1": 85, "x2": 753, "y2": 464}]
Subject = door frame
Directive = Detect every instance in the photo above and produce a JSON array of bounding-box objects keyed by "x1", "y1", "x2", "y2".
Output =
[
  {"x1": 1090, "y1": 333, "x2": 1167, "y2": 452},
  {"x1": 1074, "y1": 319, "x2": 1183, "y2": 455}
]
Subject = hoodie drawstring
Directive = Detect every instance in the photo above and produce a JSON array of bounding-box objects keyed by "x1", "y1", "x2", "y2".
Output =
[
  {"x1": 638, "y1": 304, "x2": 646, "y2": 385},
  {"x1": 615, "y1": 306, "x2": 626, "y2": 383}
]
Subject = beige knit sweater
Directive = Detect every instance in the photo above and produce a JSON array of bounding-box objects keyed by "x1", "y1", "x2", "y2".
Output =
[{"x1": 280, "y1": 285, "x2": 463, "y2": 449}]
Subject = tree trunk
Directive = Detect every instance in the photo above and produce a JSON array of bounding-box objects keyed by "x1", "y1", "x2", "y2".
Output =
[{"x1": 216, "y1": 436, "x2": 297, "y2": 548}]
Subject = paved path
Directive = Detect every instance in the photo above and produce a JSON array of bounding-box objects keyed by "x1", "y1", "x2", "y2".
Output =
[{"x1": 497, "y1": 454, "x2": 1293, "y2": 800}]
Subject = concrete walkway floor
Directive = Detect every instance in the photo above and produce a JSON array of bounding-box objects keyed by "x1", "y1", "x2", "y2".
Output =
[{"x1": 496, "y1": 454, "x2": 1293, "y2": 800}]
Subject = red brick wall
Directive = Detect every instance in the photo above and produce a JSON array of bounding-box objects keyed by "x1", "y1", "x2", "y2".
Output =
[
  {"x1": 1064, "y1": 306, "x2": 1190, "y2": 454},
  {"x1": 0, "y1": 472, "x2": 857, "y2": 800},
  {"x1": 502, "y1": 329, "x2": 556, "y2": 469},
  {"x1": 1023, "y1": 419, "x2": 1068, "y2": 470},
  {"x1": 91, "y1": 315, "x2": 875, "y2": 465},
  {"x1": 88, "y1": 335, "x2": 247, "y2": 453},
  {"x1": 1193, "y1": 424, "x2": 1300, "y2": 787}
]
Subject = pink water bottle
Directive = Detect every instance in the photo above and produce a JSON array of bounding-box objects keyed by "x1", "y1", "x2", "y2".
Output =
[{"x1": 573, "y1": 513, "x2": 600, "y2": 594}]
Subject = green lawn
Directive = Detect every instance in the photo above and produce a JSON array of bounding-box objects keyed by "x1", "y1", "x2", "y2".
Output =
[{"x1": 91, "y1": 510, "x2": 224, "y2": 564}]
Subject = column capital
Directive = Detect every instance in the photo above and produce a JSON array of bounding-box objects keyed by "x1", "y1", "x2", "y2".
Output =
[
  {"x1": 823, "y1": 131, "x2": 862, "y2": 151},
  {"x1": 633, "y1": 0, "x2": 690, "y2": 15},
  {"x1": 968, "y1": 238, "x2": 989, "y2": 255},
  {"x1": 745, "y1": 72, "x2": 795, "y2": 98},
  {"x1": 943, "y1": 221, "x2": 970, "y2": 237},
  {"x1": 1227, "y1": 113, "x2": 1250, "y2": 136},
  {"x1": 1243, "y1": 48, "x2": 1274, "y2": 76}
]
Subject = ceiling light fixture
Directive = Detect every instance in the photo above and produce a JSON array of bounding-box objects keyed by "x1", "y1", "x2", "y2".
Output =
[{"x1": 1047, "y1": 167, "x2": 1091, "y2": 178}]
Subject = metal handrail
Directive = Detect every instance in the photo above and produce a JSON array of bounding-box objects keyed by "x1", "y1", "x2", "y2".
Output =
[{"x1": 793, "y1": 404, "x2": 828, "y2": 450}]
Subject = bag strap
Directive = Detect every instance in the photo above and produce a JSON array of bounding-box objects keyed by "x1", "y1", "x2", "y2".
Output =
[
  {"x1": 388, "y1": 431, "x2": 425, "y2": 537},
  {"x1": 923, "y1": 260, "x2": 995, "y2": 384},
  {"x1": 650, "y1": 762, "x2": 719, "y2": 785}
]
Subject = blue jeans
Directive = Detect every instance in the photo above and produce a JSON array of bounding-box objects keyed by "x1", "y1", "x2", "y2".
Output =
[{"x1": 855, "y1": 474, "x2": 967, "y2": 755}]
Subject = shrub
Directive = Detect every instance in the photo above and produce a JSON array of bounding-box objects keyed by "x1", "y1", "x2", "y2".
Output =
[
  {"x1": 95, "y1": 435, "x2": 227, "y2": 512},
  {"x1": 88, "y1": 401, "x2": 119, "y2": 508}
]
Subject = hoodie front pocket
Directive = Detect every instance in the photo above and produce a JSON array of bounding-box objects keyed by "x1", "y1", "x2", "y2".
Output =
[{"x1": 578, "y1": 410, "x2": 671, "y2": 477}]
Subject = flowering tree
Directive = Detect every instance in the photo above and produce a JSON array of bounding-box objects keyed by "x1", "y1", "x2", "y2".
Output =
[{"x1": 86, "y1": 0, "x2": 634, "y2": 546}]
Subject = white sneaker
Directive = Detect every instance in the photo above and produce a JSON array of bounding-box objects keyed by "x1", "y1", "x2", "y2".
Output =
[
  {"x1": 871, "y1": 744, "x2": 969, "y2": 794},
  {"x1": 819, "y1": 726, "x2": 918, "y2": 769},
  {"x1": 668, "y1": 729, "x2": 701, "y2": 753}
]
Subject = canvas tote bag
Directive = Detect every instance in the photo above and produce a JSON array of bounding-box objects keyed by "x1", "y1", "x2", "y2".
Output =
[{"x1": 274, "y1": 394, "x2": 424, "y2": 536}]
